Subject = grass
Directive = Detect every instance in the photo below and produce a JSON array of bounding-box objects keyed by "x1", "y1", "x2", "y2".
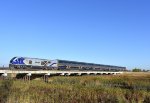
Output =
[{"x1": 0, "y1": 73, "x2": 150, "y2": 103}]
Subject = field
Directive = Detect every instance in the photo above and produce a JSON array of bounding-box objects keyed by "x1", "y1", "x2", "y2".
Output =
[{"x1": 0, "y1": 72, "x2": 150, "y2": 103}]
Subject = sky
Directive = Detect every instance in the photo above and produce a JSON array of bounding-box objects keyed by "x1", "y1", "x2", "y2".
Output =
[{"x1": 0, "y1": 0, "x2": 150, "y2": 69}]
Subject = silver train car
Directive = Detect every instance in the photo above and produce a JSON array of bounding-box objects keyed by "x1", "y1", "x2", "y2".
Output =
[
  {"x1": 55, "y1": 60, "x2": 126, "y2": 71},
  {"x1": 9, "y1": 57, "x2": 126, "y2": 71}
]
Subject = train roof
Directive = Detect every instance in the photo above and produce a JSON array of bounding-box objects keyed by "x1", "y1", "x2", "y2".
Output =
[
  {"x1": 56, "y1": 59, "x2": 126, "y2": 68},
  {"x1": 12, "y1": 57, "x2": 50, "y2": 61}
]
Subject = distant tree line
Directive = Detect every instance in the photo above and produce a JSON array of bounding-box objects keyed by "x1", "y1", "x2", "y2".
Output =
[{"x1": 132, "y1": 68, "x2": 150, "y2": 72}]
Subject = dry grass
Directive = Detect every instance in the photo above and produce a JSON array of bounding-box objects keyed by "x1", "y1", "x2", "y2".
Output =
[
  {"x1": 0, "y1": 72, "x2": 149, "y2": 103},
  {"x1": 123, "y1": 72, "x2": 150, "y2": 76}
]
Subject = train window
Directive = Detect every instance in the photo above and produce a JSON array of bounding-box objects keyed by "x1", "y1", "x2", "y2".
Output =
[
  {"x1": 29, "y1": 60, "x2": 32, "y2": 64},
  {"x1": 41, "y1": 61, "x2": 45, "y2": 65}
]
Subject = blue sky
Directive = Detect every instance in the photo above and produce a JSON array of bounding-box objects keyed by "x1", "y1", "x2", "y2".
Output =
[{"x1": 0, "y1": 0, "x2": 150, "y2": 69}]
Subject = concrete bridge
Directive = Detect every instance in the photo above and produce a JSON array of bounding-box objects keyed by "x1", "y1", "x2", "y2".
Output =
[{"x1": 0, "y1": 70, "x2": 123, "y2": 82}]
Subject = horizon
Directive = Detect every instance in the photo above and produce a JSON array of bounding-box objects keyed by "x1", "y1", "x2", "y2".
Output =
[{"x1": 0, "y1": 0, "x2": 150, "y2": 70}]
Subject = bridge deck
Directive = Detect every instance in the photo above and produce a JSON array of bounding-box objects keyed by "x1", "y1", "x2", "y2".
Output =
[{"x1": 0, "y1": 70, "x2": 123, "y2": 76}]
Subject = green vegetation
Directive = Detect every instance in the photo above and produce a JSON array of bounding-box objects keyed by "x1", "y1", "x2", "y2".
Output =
[
  {"x1": 132, "y1": 68, "x2": 149, "y2": 72},
  {"x1": 132, "y1": 68, "x2": 142, "y2": 72},
  {"x1": 0, "y1": 73, "x2": 150, "y2": 103}
]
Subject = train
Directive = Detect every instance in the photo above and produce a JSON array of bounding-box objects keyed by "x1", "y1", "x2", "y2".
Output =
[{"x1": 9, "y1": 57, "x2": 126, "y2": 71}]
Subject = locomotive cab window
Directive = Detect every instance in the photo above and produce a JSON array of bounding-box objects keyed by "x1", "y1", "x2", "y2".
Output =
[{"x1": 29, "y1": 60, "x2": 32, "y2": 64}]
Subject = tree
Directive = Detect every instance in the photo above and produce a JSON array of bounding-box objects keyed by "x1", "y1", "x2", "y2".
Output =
[{"x1": 132, "y1": 68, "x2": 141, "y2": 72}]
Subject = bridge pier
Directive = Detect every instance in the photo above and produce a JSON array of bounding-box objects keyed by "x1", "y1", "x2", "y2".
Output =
[
  {"x1": 77, "y1": 73, "x2": 82, "y2": 76},
  {"x1": 60, "y1": 73, "x2": 65, "y2": 76},
  {"x1": 43, "y1": 73, "x2": 50, "y2": 83},
  {"x1": 66, "y1": 73, "x2": 71, "y2": 76},
  {"x1": 1, "y1": 73, "x2": 8, "y2": 80},
  {"x1": 23, "y1": 73, "x2": 32, "y2": 82}
]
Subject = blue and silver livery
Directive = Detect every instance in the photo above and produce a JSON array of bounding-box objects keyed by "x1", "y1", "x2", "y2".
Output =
[{"x1": 9, "y1": 57, "x2": 55, "y2": 69}]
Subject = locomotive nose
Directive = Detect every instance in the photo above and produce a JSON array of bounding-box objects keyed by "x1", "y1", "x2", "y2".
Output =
[{"x1": 10, "y1": 57, "x2": 25, "y2": 64}]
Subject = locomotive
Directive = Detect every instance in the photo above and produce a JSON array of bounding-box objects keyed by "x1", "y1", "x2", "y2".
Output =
[
  {"x1": 9, "y1": 57, "x2": 126, "y2": 71},
  {"x1": 9, "y1": 57, "x2": 54, "y2": 69}
]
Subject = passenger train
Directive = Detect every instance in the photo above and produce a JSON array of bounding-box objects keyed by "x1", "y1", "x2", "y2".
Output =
[{"x1": 9, "y1": 57, "x2": 126, "y2": 71}]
